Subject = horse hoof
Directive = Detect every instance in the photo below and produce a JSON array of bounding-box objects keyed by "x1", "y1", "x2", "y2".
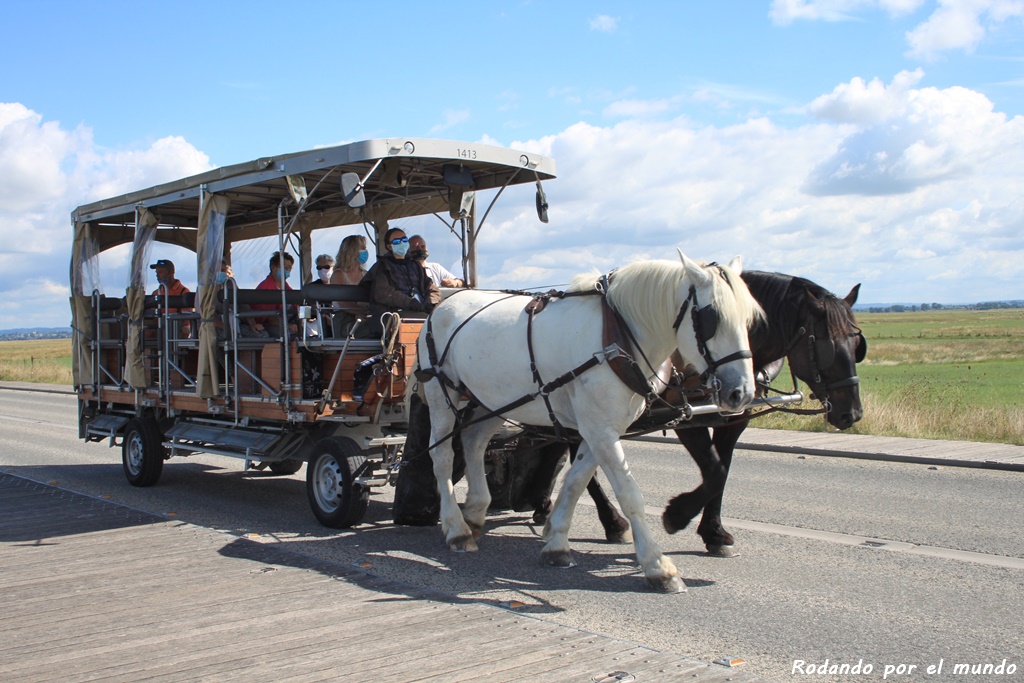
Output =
[
  {"x1": 532, "y1": 509, "x2": 549, "y2": 525},
  {"x1": 540, "y1": 549, "x2": 576, "y2": 568},
  {"x1": 646, "y1": 574, "x2": 687, "y2": 593},
  {"x1": 467, "y1": 522, "x2": 484, "y2": 540},
  {"x1": 707, "y1": 544, "x2": 739, "y2": 558},
  {"x1": 449, "y1": 535, "x2": 479, "y2": 552}
]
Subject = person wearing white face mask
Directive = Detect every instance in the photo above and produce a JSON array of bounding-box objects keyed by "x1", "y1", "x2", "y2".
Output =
[
  {"x1": 315, "y1": 254, "x2": 335, "y2": 284},
  {"x1": 359, "y1": 227, "x2": 440, "y2": 337}
]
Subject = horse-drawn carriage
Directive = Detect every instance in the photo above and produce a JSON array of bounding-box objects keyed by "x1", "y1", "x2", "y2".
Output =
[{"x1": 71, "y1": 138, "x2": 864, "y2": 585}]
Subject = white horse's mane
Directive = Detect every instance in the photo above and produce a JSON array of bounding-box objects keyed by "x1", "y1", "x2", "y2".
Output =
[{"x1": 567, "y1": 259, "x2": 763, "y2": 335}]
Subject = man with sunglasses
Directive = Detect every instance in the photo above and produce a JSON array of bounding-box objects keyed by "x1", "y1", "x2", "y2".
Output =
[{"x1": 360, "y1": 227, "x2": 440, "y2": 337}]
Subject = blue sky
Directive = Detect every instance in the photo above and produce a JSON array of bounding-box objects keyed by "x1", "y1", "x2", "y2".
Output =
[{"x1": 2, "y1": 0, "x2": 1023, "y2": 328}]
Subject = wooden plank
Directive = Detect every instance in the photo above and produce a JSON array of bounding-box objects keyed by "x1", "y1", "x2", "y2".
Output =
[{"x1": 0, "y1": 474, "x2": 762, "y2": 683}]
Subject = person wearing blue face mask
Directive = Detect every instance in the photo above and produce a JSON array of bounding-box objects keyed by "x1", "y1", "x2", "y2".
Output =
[
  {"x1": 359, "y1": 227, "x2": 440, "y2": 337},
  {"x1": 252, "y1": 251, "x2": 297, "y2": 338},
  {"x1": 329, "y1": 235, "x2": 370, "y2": 337}
]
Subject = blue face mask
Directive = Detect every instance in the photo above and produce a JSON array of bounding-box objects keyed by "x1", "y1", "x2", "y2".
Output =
[
  {"x1": 215, "y1": 271, "x2": 228, "y2": 285},
  {"x1": 392, "y1": 242, "x2": 410, "y2": 258},
  {"x1": 358, "y1": 249, "x2": 369, "y2": 264},
  {"x1": 278, "y1": 268, "x2": 291, "y2": 281}
]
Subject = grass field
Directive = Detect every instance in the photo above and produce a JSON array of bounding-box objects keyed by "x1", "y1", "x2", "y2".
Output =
[
  {"x1": 0, "y1": 339, "x2": 73, "y2": 385},
  {"x1": 2, "y1": 310, "x2": 1022, "y2": 444},
  {"x1": 758, "y1": 309, "x2": 1024, "y2": 445}
]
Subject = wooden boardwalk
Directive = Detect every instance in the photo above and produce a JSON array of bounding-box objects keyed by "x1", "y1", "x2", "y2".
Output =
[{"x1": 0, "y1": 474, "x2": 767, "y2": 683}]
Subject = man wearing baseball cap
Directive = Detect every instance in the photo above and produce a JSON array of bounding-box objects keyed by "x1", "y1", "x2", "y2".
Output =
[{"x1": 151, "y1": 259, "x2": 193, "y2": 337}]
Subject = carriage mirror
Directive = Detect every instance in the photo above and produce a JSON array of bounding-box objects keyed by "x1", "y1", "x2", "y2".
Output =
[
  {"x1": 341, "y1": 172, "x2": 366, "y2": 208},
  {"x1": 536, "y1": 181, "x2": 549, "y2": 223},
  {"x1": 448, "y1": 187, "x2": 467, "y2": 219},
  {"x1": 855, "y1": 332, "x2": 868, "y2": 363}
]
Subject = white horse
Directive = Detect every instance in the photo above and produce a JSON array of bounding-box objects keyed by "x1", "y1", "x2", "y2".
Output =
[{"x1": 417, "y1": 252, "x2": 763, "y2": 592}]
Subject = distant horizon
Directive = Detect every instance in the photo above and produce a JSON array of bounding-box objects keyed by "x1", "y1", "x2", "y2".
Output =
[{"x1": 3, "y1": 298, "x2": 1023, "y2": 339}]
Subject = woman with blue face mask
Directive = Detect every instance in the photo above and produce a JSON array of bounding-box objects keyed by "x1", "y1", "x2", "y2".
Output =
[
  {"x1": 329, "y1": 235, "x2": 370, "y2": 338},
  {"x1": 330, "y1": 235, "x2": 369, "y2": 286}
]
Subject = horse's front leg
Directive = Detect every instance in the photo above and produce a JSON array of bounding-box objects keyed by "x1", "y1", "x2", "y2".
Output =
[
  {"x1": 590, "y1": 436, "x2": 685, "y2": 593},
  {"x1": 541, "y1": 442, "x2": 599, "y2": 568},
  {"x1": 664, "y1": 427, "x2": 720, "y2": 534},
  {"x1": 696, "y1": 424, "x2": 744, "y2": 557},
  {"x1": 424, "y1": 382, "x2": 477, "y2": 552}
]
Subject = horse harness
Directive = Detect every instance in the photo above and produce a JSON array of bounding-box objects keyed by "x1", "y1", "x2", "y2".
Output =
[{"x1": 415, "y1": 272, "x2": 739, "y2": 447}]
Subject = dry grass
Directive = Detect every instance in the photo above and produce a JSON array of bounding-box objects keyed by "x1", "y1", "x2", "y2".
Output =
[
  {"x1": 758, "y1": 389, "x2": 1024, "y2": 446},
  {"x1": 0, "y1": 339, "x2": 74, "y2": 385}
]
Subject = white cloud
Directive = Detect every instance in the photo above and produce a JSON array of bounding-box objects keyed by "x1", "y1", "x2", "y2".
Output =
[
  {"x1": 770, "y1": 0, "x2": 925, "y2": 25},
  {"x1": 771, "y1": 0, "x2": 1023, "y2": 59},
  {"x1": 905, "y1": 0, "x2": 1024, "y2": 60},
  {"x1": 0, "y1": 106, "x2": 211, "y2": 328},
  {"x1": 4, "y1": 71, "x2": 1024, "y2": 330},
  {"x1": 491, "y1": 76, "x2": 1023, "y2": 304},
  {"x1": 805, "y1": 71, "x2": 1022, "y2": 195},
  {"x1": 588, "y1": 14, "x2": 620, "y2": 32}
]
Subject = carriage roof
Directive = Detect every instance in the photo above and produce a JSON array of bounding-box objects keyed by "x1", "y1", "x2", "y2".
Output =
[{"x1": 71, "y1": 137, "x2": 556, "y2": 252}]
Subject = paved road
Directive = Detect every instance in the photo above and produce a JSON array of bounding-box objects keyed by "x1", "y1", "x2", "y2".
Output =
[{"x1": 2, "y1": 387, "x2": 1022, "y2": 681}]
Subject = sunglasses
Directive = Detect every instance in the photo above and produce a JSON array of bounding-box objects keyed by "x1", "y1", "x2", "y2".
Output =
[{"x1": 390, "y1": 236, "x2": 409, "y2": 245}]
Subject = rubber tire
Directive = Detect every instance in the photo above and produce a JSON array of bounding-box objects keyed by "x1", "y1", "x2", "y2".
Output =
[
  {"x1": 268, "y1": 459, "x2": 303, "y2": 475},
  {"x1": 122, "y1": 418, "x2": 164, "y2": 487},
  {"x1": 306, "y1": 437, "x2": 369, "y2": 528}
]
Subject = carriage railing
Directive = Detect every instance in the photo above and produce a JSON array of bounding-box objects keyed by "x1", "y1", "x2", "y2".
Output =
[
  {"x1": 90, "y1": 292, "x2": 128, "y2": 391},
  {"x1": 146, "y1": 291, "x2": 199, "y2": 398}
]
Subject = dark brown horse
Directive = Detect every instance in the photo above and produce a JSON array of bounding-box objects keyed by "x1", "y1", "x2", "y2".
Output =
[{"x1": 394, "y1": 270, "x2": 866, "y2": 558}]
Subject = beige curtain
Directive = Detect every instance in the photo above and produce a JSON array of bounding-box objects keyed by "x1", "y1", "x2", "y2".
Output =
[
  {"x1": 70, "y1": 221, "x2": 100, "y2": 388},
  {"x1": 195, "y1": 192, "x2": 230, "y2": 398},
  {"x1": 125, "y1": 208, "x2": 159, "y2": 389}
]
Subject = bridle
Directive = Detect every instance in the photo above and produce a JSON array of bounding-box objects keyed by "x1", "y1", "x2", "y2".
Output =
[
  {"x1": 782, "y1": 312, "x2": 866, "y2": 413},
  {"x1": 671, "y1": 282, "x2": 752, "y2": 385}
]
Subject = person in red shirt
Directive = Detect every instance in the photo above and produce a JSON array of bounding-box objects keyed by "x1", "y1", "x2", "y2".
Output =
[
  {"x1": 251, "y1": 251, "x2": 297, "y2": 338},
  {"x1": 150, "y1": 259, "x2": 192, "y2": 338}
]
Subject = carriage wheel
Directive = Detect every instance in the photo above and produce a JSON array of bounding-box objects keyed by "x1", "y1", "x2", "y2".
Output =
[
  {"x1": 122, "y1": 418, "x2": 164, "y2": 487},
  {"x1": 305, "y1": 437, "x2": 369, "y2": 528},
  {"x1": 268, "y1": 459, "x2": 303, "y2": 475}
]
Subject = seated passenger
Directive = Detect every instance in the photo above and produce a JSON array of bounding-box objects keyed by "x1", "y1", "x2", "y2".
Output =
[
  {"x1": 150, "y1": 258, "x2": 192, "y2": 338},
  {"x1": 251, "y1": 251, "x2": 297, "y2": 338},
  {"x1": 408, "y1": 234, "x2": 464, "y2": 288},
  {"x1": 315, "y1": 253, "x2": 335, "y2": 284},
  {"x1": 359, "y1": 228, "x2": 440, "y2": 337},
  {"x1": 329, "y1": 235, "x2": 369, "y2": 337}
]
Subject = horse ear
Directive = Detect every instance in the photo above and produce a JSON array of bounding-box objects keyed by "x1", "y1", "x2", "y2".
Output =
[
  {"x1": 806, "y1": 289, "x2": 826, "y2": 315},
  {"x1": 677, "y1": 248, "x2": 711, "y2": 285},
  {"x1": 727, "y1": 256, "x2": 743, "y2": 274},
  {"x1": 844, "y1": 283, "x2": 861, "y2": 307}
]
